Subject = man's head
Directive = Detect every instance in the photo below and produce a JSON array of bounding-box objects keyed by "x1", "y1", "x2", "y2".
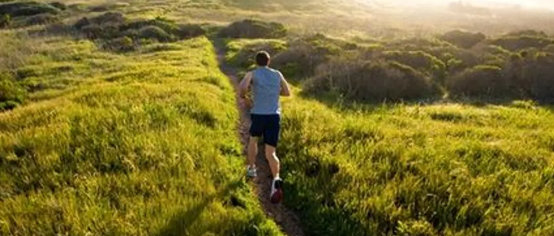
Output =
[{"x1": 256, "y1": 51, "x2": 270, "y2": 66}]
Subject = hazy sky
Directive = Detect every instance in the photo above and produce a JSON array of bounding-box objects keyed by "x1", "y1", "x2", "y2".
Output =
[
  {"x1": 483, "y1": 0, "x2": 554, "y2": 9},
  {"x1": 372, "y1": 0, "x2": 554, "y2": 10}
]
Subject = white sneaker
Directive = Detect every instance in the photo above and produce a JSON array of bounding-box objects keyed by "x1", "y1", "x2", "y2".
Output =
[
  {"x1": 270, "y1": 178, "x2": 283, "y2": 204},
  {"x1": 247, "y1": 166, "x2": 257, "y2": 178}
]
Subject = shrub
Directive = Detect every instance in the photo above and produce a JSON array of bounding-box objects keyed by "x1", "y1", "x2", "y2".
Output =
[
  {"x1": 506, "y1": 30, "x2": 548, "y2": 38},
  {"x1": 176, "y1": 24, "x2": 205, "y2": 39},
  {"x1": 74, "y1": 14, "x2": 204, "y2": 43},
  {"x1": 49, "y1": 2, "x2": 66, "y2": 10},
  {"x1": 307, "y1": 59, "x2": 436, "y2": 101},
  {"x1": 74, "y1": 12, "x2": 125, "y2": 30},
  {"x1": 0, "y1": 1, "x2": 60, "y2": 17},
  {"x1": 24, "y1": 13, "x2": 59, "y2": 26},
  {"x1": 226, "y1": 39, "x2": 288, "y2": 68},
  {"x1": 74, "y1": 12, "x2": 126, "y2": 39},
  {"x1": 0, "y1": 73, "x2": 25, "y2": 110},
  {"x1": 447, "y1": 65, "x2": 511, "y2": 97},
  {"x1": 271, "y1": 39, "x2": 328, "y2": 79},
  {"x1": 121, "y1": 17, "x2": 179, "y2": 35},
  {"x1": 218, "y1": 19, "x2": 286, "y2": 39},
  {"x1": 89, "y1": 2, "x2": 129, "y2": 12},
  {"x1": 544, "y1": 44, "x2": 554, "y2": 53},
  {"x1": 138, "y1": 25, "x2": 172, "y2": 42},
  {"x1": 0, "y1": 13, "x2": 10, "y2": 28},
  {"x1": 492, "y1": 35, "x2": 553, "y2": 51},
  {"x1": 440, "y1": 30, "x2": 486, "y2": 49},
  {"x1": 522, "y1": 52, "x2": 554, "y2": 101},
  {"x1": 81, "y1": 23, "x2": 120, "y2": 39},
  {"x1": 382, "y1": 50, "x2": 447, "y2": 83},
  {"x1": 106, "y1": 36, "x2": 135, "y2": 52},
  {"x1": 270, "y1": 34, "x2": 359, "y2": 79}
]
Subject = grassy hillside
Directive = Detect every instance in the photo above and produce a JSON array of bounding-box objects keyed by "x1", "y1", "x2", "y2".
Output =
[
  {"x1": 2, "y1": 0, "x2": 554, "y2": 235},
  {"x1": 224, "y1": 39, "x2": 554, "y2": 235},
  {"x1": 0, "y1": 33, "x2": 281, "y2": 235},
  {"x1": 280, "y1": 100, "x2": 554, "y2": 235}
]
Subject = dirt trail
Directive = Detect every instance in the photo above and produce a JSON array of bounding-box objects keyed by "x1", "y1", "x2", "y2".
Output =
[{"x1": 213, "y1": 41, "x2": 305, "y2": 236}]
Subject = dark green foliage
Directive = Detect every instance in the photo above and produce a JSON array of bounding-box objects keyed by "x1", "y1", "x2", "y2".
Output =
[
  {"x1": 272, "y1": 34, "x2": 359, "y2": 79},
  {"x1": 219, "y1": 19, "x2": 286, "y2": 39},
  {"x1": 510, "y1": 52, "x2": 554, "y2": 101},
  {"x1": 49, "y1": 2, "x2": 66, "y2": 10},
  {"x1": 382, "y1": 50, "x2": 447, "y2": 84},
  {"x1": 71, "y1": 13, "x2": 206, "y2": 53},
  {"x1": 506, "y1": 30, "x2": 548, "y2": 38},
  {"x1": 0, "y1": 1, "x2": 60, "y2": 17},
  {"x1": 138, "y1": 25, "x2": 172, "y2": 42},
  {"x1": 176, "y1": 24, "x2": 206, "y2": 39},
  {"x1": 440, "y1": 30, "x2": 486, "y2": 49},
  {"x1": 492, "y1": 35, "x2": 553, "y2": 51},
  {"x1": 74, "y1": 13, "x2": 205, "y2": 46},
  {"x1": 307, "y1": 59, "x2": 436, "y2": 101},
  {"x1": 447, "y1": 65, "x2": 510, "y2": 97},
  {"x1": 226, "y1": 39, "x2": 288, "y2": 68},
  {"x1": 0, "y1": 13, "x2": 10, "y2": 27},
  {"x1": 23, "y1": 13, "x2": 59, "y2": 26},
  {"x1": 89, "y1": 2, "x2": 129, "y2": 12},
  {"x1": 0, "y1": 73, "x2": 25, "y2": 111},
  {"x1": 105, "y1": 36, "x2": 135, "y2": 52},
  {"x1": 74, "y1": 12, "x2": 125, "y2": 30},
  {"x1": 121, "y1": 17, "x2": 179, "y2": 35}
]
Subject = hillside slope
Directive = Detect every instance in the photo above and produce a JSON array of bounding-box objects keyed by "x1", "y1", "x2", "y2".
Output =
[{"x1": 0, "y1": 35, "x2": 281, "y2": 235}]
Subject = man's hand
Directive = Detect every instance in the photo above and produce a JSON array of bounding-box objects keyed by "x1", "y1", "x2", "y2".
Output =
[
  {"x1": 279, "y1": 72, "x2": 291, "y2": 97},
  {"x1": 239, "y1": 72, "x2": 253, "y2": 98},
  {"x1": 240, "y1": 97, "x2": 253, "y2": 109}
]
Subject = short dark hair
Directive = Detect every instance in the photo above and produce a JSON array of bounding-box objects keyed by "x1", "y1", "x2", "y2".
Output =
[{"x1": 256, "y1": 51, "x2": 270, "y2": 66}]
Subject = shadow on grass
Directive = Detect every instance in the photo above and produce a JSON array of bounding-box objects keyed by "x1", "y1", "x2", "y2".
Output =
[
  {"x1": 300, "y1": 88, "x2": 554, "y2": 112},
  {"x1": 155, "y1": 178, "x2": 244, "y2": 236}
]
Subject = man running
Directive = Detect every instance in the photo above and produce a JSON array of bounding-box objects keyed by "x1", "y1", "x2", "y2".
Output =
[{"x1": 239, "y1": 51, "x2": 291, "y2": 203}]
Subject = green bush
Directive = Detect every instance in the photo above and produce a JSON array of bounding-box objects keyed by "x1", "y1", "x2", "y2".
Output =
[
  {"x1": 522, "y1": 52, "x2": 554, "y2": 101},
  {"x1": 270, "y1": 34, "x2": 359, "y2": 79},
  {"x1": 138, "y1": 26, "x2": 173, "y2": 42},
  {"x1": 121, "y1": 17, "x2": 179, "y2": 35},
  {"x1": 218, "y1": 19, "x2": 286, "y2": 39},
  {"x1": 0, "y1": 13, "x2": 9, "y2": 28},
  {"x1": 0, "y1": 1, "x2": 60, "y2": 17},
  {"x1": 0, "y1": 73, "x2": 25, "y2": 110},
  {"x1": 105, "y1": 36, "x2": 135, "y2": 52},
  {"x1": 74, "y1": 12, "x2": 125, "y2": 30},
  {"x1": 49, "y1": 2, "x2": 66, "y2": 10},
  {"x1": 307, "y1": 59, "x2": 436, "y2": 101},
  {"x1": 447, "y1": 65, "x2": 511, "y2": 97},
  {"x1": 176, "y1": 24, "x2": 206, "y2": 39},
  {"x1": 23, "y1": 13, "x2": 59, "y2": 26},
  {"x1": 492, "y1": 35, "x2": 553, "y2": 51},
  {"x1": 226, "y1": 39, "x2": 288, "y2": 68},
  {"x1": 382, "y1": 50, "x2": 447, "y2": 84},
  {"x1": 440, "y1": 30, "x2": 486, "y2": 49},
  {"x1": 74, "y1": 13, "x2": 204, "y2": 45}
]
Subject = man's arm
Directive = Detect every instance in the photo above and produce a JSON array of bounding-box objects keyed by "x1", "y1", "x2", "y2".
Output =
[
  {"x1": 279, "y1": 72, "x2": 291, "y2": 97},
  {"x1": 239, "y1": 72, "x2": 253, "y2": 98}
]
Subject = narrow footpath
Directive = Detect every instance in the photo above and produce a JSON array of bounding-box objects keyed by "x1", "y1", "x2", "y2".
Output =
[{"x1": 213, "y1": 41, "x2": 305, "y2": 236}]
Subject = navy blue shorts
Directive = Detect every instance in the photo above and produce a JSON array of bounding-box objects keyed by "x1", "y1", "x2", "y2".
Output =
[{"x1": 250, "y1": 114, "x2": 280, "y2": 147}]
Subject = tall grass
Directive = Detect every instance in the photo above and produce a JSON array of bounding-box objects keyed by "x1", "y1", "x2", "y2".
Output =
[
  {"x1": 0, "y1": 36, "x2": 282, "y2": 235},
  {"x1": 224, "y1": 38, "x2": 554, "y2": 235},
  {"x1": 278, "y1": 98, "x2": 554, "y2": 235}
]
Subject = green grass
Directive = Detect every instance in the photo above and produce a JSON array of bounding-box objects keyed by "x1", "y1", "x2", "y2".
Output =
[
  {"x1": 223, "y1": 38, "x2": 554, "y2": 235},
  {"x1": 0, "y1": 35, "x2": 282, "y2": 235},
  {"x1": 279, "y1": 98, "x2": 554, "y2": 235},
  {"x1": 2, "y1": 1, "x2": 554, "y2": 235}
]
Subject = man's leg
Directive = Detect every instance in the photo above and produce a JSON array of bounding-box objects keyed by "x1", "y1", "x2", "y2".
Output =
[
  {"x1": 247, "y1": 136, "x2": 258, "y2": 168},
  {"x1": 265, "y1": 145, "x2": 280, "y2": 179}
]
